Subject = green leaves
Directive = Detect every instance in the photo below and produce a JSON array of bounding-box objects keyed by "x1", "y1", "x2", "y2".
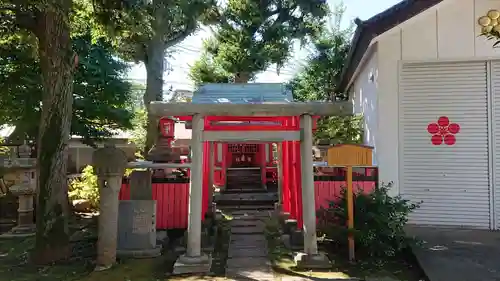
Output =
[
  {"x1": 190, "y1": 0, "x2": 329, "y2": 84},
  {"x1": 91, "y1": 0, "x2": 215, "y2": 62},
  {"x1": 317, "y1": 182, "x2": 421, "y2": 260},
  {"x1": 288, "y1": 3, "x2": 361, "y2": 144},
  {"x1": 0, "y1": 30, "x2": 134, "y2": 143}
]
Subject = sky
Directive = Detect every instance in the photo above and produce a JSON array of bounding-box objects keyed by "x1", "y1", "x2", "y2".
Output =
[{"x1": 126, "y1": 0, "x2": 401, "y2": 92}]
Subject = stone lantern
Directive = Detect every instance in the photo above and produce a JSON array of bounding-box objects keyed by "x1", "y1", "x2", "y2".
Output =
[
  {"x1": 93, "y1": 143, "x2": 128, "y2": 270},
  {"x1": 146, "y1": 117, "x2": 180, "y2": 163},
  {"x1": 0, "y1": 143, "x2": 37, "y2": 237}
]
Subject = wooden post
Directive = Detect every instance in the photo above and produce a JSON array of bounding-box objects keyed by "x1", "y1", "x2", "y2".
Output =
[{"x1": 346, "y1": 165, "x2": 355, "y2": 262}]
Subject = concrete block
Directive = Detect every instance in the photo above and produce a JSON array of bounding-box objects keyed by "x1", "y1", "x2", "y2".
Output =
[
  {"x1": 173, "y1": 254, "x2": 212, "y2": 275},
  {"x1": 294, "y1": 252, "x2": 332, "y2": 269}
]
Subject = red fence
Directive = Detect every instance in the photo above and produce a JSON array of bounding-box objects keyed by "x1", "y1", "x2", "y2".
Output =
[
  {"x1": 313, "y1": 167, "x2": 378, "y2": 210},
  {"x1": 119, "y1": 178, "x2": 193, "y2": 229},
  {"x1": 119, "y1": 167, "x2": 378, "y2": 230},
  {"x1": 281, "y1": 167, "x2": 378, "y2": 228}
]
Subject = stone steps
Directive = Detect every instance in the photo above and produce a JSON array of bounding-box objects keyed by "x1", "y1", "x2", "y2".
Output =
[
  {"x1": 224, "y1": 208, "x2": 275, "y2": 281},
  {"x1": 214, "y1": 199, "x2": 277, "y2": 206},
  {"x1": 226, "y1": 179, "x2": 261, "y2": 186},
  {"x1": 218, "y1": 205, "x2": 275, "y2": 212},
  {"x1": 224, "y1": 183, "x2": 265, "y2": 191},
  {"x1": 226, "y1": 169, "x2": 262, "y2": 186},
  {"x1": 222, "y1": 188, "x2": 267, "y2": 194},
  {"x1": 216, "y1": 168, "x2": 276, "y2": 280},
  {"x1": 214, "y1": 193, "x2": 278, "y2": 207}
]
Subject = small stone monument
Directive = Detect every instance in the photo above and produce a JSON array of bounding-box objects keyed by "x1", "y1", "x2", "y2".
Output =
[
  {"x1": 93, "y1": 143, "x2": 128, "y2": 271},
  {"x1": 129, "y1": 170, "x2": 152, "y2": 200},
  {"x1": 0, "y1": 143, "x2": 37, "y2": 238},
  {"x1": 117, "y1": 162, "x2": 161, "y2": 258},
  {"x1": 116, "y1": 200, "x2": 161, "y2": 258}
]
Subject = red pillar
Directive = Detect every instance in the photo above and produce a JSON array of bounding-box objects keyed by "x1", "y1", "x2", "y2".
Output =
[
  {"x1": 281, "y1": 140, "x2": 290, "y2": 213},
  {"x1": 288, "y1": 139, "x2": 297, "y2": 220},
  {"x1": 202, "y1": 132, "x2": 209, "y2": 220},
  {"x1": 293, "y1": 116, "x2": 304, "y2": 228},
  {"x1": 283, "y1": 117, "x2": 297, "y2": 220}
]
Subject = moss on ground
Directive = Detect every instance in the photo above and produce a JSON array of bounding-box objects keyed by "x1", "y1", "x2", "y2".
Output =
[
  {"x1": 0, "y1": 212, "x2": 234, "y2": 281},
  {"x1": 263, "y1": 216, "x2": 427, "y2": 281}
]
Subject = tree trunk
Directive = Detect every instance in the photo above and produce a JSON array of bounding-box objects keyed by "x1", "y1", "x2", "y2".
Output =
[
  {"x1": 234, "y1": 72, "x2": 250, "y2": 83},
  {"x1": 143, "y1": 2, "x2": 167, "y2": 155},
  {"x1": 31, "y1": 1, "x2": 74, "y2": 264}
]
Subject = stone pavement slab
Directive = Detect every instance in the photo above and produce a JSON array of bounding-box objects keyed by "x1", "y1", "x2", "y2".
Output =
[
  {"x1": 230, "y1": 210, "x2": 270, "y2": 217},
  {"x1": 228, "y1": 246, "x2": 267, "y2": 258},
  {"x1": 226, "y1": 267, "x2": 274, "y2": 281},
  {"x1": 274, "y1": 277, "x2": 361, "y2": 281},
  {"x1": 225, "y1": 208, "x2": 274, "y2": 280},
  {"x1": 215, "y1": 193, "x2": 277, "y2": 201},
  {"x1": 407, "y1": 225, "x2": 500, "y2": 281},
  {"x1": 226, "y1": 256, "x2": 271, "y2": 268},
  {"x1": 231, "y1": 225, "x2": 264, "y2": 234},
  {"x1": 230, "y1": 219, "x2": 264, "y2": 227}
]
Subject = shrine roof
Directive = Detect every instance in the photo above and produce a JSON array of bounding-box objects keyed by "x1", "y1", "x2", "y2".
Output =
[{"x1": 191, "y1": 83, "x2": 292, "y2": 104}]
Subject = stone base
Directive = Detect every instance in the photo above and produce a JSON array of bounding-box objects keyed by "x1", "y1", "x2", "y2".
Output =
[
  {"x1": 290, "y1": 230, "x2": 304, "y2": 250},
  {"x1": 173, "y1": 253, "x2": 212, "y2": 275},
  {"x1": 283, "y1": 219, "x2": 297, "y2": 234},
  {"x1": 175, "y1": 245, "x2": 215, "y2": 253},
  {"x1": 94, "y1": 264, "x2": 114, "y2": 272},
  {"x1": 294, "y1": 252, "x2": 332, "y2": 269},
  {"x1": 278, "y1": 212, "x2": 290, "y2": 226},
  {"x1": 0, "y1": 224, "x2": 36, "y2": 238},
  {"x1": 116, "y1": 245, "x2": 162, "y2": 258}
]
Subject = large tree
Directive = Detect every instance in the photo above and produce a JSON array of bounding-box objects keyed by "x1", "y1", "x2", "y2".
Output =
[
  {"x1": 0, "y1": 32, "x2": 134, "y2": 144},
  {"x1": 289, "y1": 4, "x2": 362, "y2": 144},
  {"x1": 0, "y1": 0, "x2": 76, "y2": 263},
  {"x1": 92, "y1": 0, "x2": 216, "y2": 153},
  {"x1": 189, "y1": 0, "x2": 329, "y2": 85}
]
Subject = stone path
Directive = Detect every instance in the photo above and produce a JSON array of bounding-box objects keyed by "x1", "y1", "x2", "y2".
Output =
[
  {"x1": 224, "y1": 209, "x2": 275, "y2": 281},
  {"x1": 407, "y1": 225, "x2": 500, "y2": 281}
]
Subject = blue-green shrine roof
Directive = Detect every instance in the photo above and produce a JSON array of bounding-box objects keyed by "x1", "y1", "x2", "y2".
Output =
[{"x1": 191, "y1": 83, "x2": 293, "y2": 104}]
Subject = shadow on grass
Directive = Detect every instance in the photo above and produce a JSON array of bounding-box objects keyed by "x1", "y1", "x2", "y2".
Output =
[
  {"x1": 263, "y1": 217, "x2": 427, "y2": 281},
  {"x1": 168, "y1": 213, "x2": 232, "y2": 281},
  {"x1": 0, "y1": 233, "x2": 94, "y2": 281},
  {"x1": 0, "y1": 211, "x2": 236, "y2": 281}
]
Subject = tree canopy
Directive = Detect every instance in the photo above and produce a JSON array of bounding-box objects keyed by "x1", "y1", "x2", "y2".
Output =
[
  {"x1": 0, "y1": 32, "x2": 134, "y2": 144},
  {"x1": 190, "y1": 0, "x2": 329, "y2": 84},
  {"x1": 0, "y1": 0, "x2": 140, "y2": 263},
  {"x1": 288, "y1": 4, "x2": 363, "y2": 144},
  {"x1": 92, "y1": 0, "x2": 216, "y2": 153}
]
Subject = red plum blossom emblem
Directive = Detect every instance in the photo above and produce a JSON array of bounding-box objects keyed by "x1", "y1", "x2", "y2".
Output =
[{"x1": 427, "y1": 116, "x2": 460, "y2": 146}]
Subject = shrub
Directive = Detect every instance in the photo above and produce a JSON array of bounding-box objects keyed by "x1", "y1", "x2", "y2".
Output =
[
  {"x1": 69, "y1": 165, "x2": 99, "y2": 209},
  {"x1": 317, "y1": 182, "x2": 421, "y2": 259}
]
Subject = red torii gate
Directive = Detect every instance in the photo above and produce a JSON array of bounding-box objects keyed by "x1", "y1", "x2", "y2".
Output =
[{"x1": 169, "y1": 114, "x2": 318, "y2": 228}]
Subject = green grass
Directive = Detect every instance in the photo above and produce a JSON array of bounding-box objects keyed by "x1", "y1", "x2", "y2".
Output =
[{"x1": 0, "y1": 237, "x2": 91, "y2": 281}]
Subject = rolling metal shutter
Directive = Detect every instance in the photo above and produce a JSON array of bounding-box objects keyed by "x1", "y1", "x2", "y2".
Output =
[
  {"x1": 491, "y1": 61, "x2": 500, "y2": 229},
  {"x1": 399, "y1": 61, "x2": 491, "y2": 229}
]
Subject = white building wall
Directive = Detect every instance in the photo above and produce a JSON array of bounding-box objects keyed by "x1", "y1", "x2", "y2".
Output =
[
  {"x1": 371, "y1": 0, "x2": 500, "y2": 196},
  {"x1": 350, "y1": 50, "x2": 379, "y2": 165}
]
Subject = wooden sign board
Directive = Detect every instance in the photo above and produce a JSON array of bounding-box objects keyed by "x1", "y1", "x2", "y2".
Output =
[{"x1": 327, "y1": 144, "x2": 373, "y2": 166}]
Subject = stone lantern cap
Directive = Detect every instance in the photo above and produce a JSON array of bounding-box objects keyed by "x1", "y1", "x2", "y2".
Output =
[
  {"x1": 9, "y1": 181, "x2": 36, "y2": 196},
  {"x1": 0, "y1": 158, "x2": 36, "y2": 169},
  {"x1": 18, "y1": 143, "x2": 32, "y2": 158},
  {"x1": 92, "y1": 143, "x2": 128, "y2": 177}
]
